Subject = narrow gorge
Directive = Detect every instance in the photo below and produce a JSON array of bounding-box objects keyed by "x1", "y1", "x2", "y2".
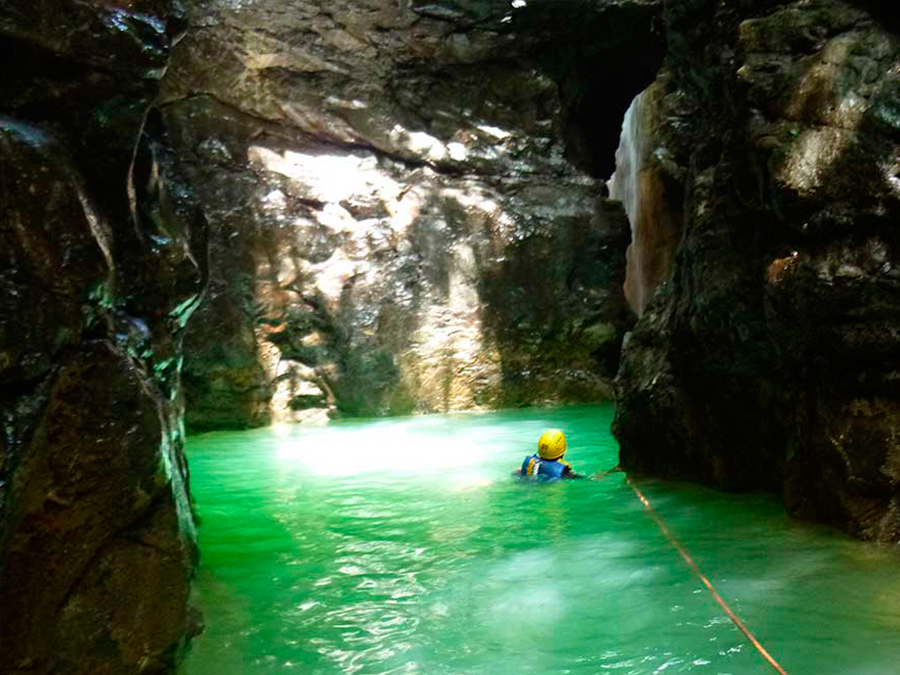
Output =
[{"x1": 2, "y1": 0, "x2": 900, "y2": 673}]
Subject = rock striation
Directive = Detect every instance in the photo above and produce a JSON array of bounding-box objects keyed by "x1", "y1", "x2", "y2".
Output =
[
  {"x1": 160, "y1": 0, "x2": 664, "y2": 429},
  {"x1": 0, "y1": 1, "x2": 204, "y2": 672},
  {"x1": 613, "y1": 0, "x2": 900, "y2": 541}
]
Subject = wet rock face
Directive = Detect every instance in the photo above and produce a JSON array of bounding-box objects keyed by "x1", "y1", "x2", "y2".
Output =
[
  {"x1": 0, "y1": 1, "x2": 204, "y2": 672},
  {"x1": 613, "y1": 0, "x2": 900, "y2": 540},
  {"x1": 163, "y1": 0, "x2": 660, "y2": 427},
  {"x1": 608, "y1": 78, "x2": 687, "y2": 316}
]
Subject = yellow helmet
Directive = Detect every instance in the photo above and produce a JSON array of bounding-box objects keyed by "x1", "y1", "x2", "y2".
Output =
[{"x1": 538, "y1": 429, "x2": 567, "y2": 460}]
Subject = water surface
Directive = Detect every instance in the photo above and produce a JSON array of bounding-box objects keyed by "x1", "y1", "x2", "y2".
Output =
[{"x1": 183, "y1": 405, "x2": 900, "y2": 675}]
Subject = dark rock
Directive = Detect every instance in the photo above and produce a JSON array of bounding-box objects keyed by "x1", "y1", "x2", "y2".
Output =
[
  {"x1": 613, "y1": 0, "x2": 900, "y2": 541},
  {"x1": 0, "y1": 1, "x2": 203, "y2": 671}
]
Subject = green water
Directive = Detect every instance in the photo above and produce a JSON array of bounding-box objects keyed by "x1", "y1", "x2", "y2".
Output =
[{"x1": 183, "y1": 405, "x2": 900, "y2": 675}]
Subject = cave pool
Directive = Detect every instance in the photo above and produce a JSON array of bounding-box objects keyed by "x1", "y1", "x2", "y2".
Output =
[{"x1": 183, "y1": 404, "x2": 900, "y2": 675}]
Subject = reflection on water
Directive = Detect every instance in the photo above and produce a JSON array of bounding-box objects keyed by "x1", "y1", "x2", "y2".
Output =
[{"x1": 184, "y1": 405, "x2": 900, "y2": 675}]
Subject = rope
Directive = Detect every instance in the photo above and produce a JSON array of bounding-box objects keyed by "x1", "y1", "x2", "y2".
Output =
[{"x1": 624, "y1": 475, "x2": 789, "y2": 675}]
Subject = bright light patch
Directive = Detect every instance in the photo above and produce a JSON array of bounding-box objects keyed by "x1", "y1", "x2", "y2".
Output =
[
  {"x1": 388, "y1": 125, "x2": 453, "y2": 163},
  {"x1": 324, "y1": 96, "x2": 368, "y2": 110},
  {"x1": 447, "y1": 142, "x2": 468, "y2": 161},
  {"x1": 305, "y1": 249, "x2": 358, "y2": 301},
  {"x1": 776, "y1": 128, "x2": 849, "y2": 195},
  {"x1": 511, "y1": 0, "x2": 527, "y2": 7},
  {"x1": 885, "y1": 162, "x2": 900, "y2": 196},
  {"x1": 247, "y1": 145, "x2": 403, "y2": 203},
  {"x1": 476, "y1": 124, "x2": 511, "y2": 140},
  {"x1": 274, "y1": 423, "x2": 506, "y2": 478}
]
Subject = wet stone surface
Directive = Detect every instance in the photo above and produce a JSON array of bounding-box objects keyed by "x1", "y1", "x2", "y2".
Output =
[
  {"x1": 612, "y1": 0, "x2": 900, "y2": 542},
  {"x1": 1, "y1": 1, "x2": 203, "y2": 672},
  {"x1": 162, "y1": 0, "x2": 661, "y2": 428}
]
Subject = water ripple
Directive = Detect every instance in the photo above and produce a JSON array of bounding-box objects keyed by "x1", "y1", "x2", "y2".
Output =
[{"x1": 184, "y1": 405, "x2": 900, "y2": 675}]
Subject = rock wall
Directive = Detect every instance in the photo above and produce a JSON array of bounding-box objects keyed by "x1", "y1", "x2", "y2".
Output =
[
  {"x1": 613, "y1": 0, "x2": 900, "y2": 541},
  {"x1": 160, "y1": 0, "x2": 664, "y2": 430},
  {"x1": 0, "y1": 2, "x2": 204, "y2": 672}
]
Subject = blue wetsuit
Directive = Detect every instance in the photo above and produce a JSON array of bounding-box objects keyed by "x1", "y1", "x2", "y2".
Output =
[{"x1": 520, "y1": 454, "x2": 575, "y2": 481}]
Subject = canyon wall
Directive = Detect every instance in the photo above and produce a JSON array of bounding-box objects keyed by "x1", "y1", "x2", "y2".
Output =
[
  {"x1": 10, "y1": 0, "x2": 900, "y2": 671},
  {"x1": 161, "y1": 0, "x2": 664, "y2": 430},
  {"x1": 0, "y1": 2, "x2": 203, "y2": 672},
  {"x1": 0, "y1": 2, "x2": 665, "y2": 671},
  {"x1": 613, "y1": 0, "x2": 900, "y2": 541}
]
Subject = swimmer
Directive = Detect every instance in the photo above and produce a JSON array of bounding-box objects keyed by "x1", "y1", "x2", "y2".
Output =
[{"x1": 518, "y1": 429, "x2": 585, "y2": 480}]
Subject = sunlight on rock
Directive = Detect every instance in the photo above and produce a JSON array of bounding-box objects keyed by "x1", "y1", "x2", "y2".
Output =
[
  {"x1": 243, "y1": 138, "x2": 576, "y2": 416},
  {"x1": 386, "y1": 187, "x2": 425, "y2": 235},
  {"x1": 324, "y1": 96, "x2": 368, "y2": 111},
  {"x1": 784, "y1": 34, "x2": 871, "y2": 129},
  {"x1": 440, "y1": 185, "x2": 518, "y2": 240},
  {"x1": 306, "y1": 250, "x2": 359, "y2": 301},
  {"x1": 314, "y1": 202, "x2": 356, "y2": 234},
  {"x1": 448, "y1": 243, "x2": 479, "y2": 312},
  {"x1": 248, "y1": 145, "x2": 404, "y2": 204},
  {"x1": 475, "y1": 124, "x2": 512, "y2": 140},
  {"x1": 776, "y1": 128, "x2": 850, "y2": 196},
  {"x1": 400, "y1": 299, "x2": 503, "y2": 413},
  {"x1": 447, "y1": 142, "x2": 468, "y2": 161},
  {"x1": 885, "y1": 159, "x2": 900, "y2": 197},
  {"x1": 241, "y1": 52, "x2": 292, "y2": 70},
  {"x1": 389, "y1": 124, "x2": 450, "y2": 164}
]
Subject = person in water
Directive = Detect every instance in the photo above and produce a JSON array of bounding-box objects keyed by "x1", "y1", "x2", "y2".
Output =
[{"x1": 519, "y1": 429, "x2": 584, "y2": 480}]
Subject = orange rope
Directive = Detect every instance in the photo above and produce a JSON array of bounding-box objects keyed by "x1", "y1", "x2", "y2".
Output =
[{"x1": 625, "y1": 475, "x2": 789, "y2": 675}]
